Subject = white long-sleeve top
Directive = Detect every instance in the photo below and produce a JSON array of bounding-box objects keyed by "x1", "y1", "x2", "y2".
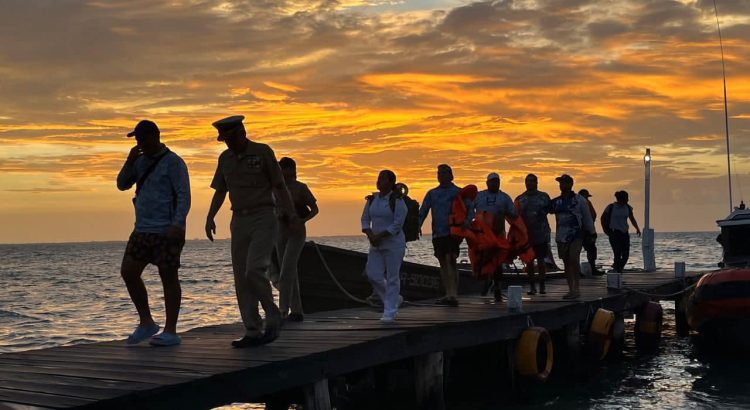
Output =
[{"x1": 361, "y1": 192, "x2": 408, "y2": 250}]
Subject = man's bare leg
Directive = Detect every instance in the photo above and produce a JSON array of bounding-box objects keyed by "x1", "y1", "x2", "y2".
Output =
[{"x1": 121, "y1": 256, "x2": 155, "y2": 327}]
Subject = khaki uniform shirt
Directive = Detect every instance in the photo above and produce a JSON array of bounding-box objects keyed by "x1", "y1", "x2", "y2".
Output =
[
  {"x1": 286, "y1": 180, "x2": 317, "y2": 218},
  {"x1": 210, "y1": 141, "x2": 283, "y2": 213}
]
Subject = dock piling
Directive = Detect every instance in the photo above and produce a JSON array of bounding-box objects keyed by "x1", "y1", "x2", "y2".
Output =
[
  {"x1": 303, "y1": 379, "x2": 331, "y2": 410},
  {"x1": 414, "y1": 351, "x2": 445, "y2": 410}
]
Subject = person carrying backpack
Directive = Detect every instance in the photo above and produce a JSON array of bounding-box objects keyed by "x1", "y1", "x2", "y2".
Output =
[
  {"x1": 361, "y1": 170, "x2": 408, "y2": 323},
  {"x1": 601, "y1": 191, "x2": 641, "y2": 273}
]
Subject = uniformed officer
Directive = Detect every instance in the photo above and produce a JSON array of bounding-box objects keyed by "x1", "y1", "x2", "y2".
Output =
[{"x1": 205, "y1": 115, "x2": 298, "y2": 347}]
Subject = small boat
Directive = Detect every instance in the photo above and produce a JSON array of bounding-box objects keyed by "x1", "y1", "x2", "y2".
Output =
[
  {"x1": 685, "y1": 10, "x2": 750, "y2": 349},
  {"x1": 298, "y1": 242, "x2": 485, "y2": 313},
  {"x1": 686, "y1": 203, "x2": 750, "y2": 348},
  {"x1": 716, "y1": 202, "x2": 750, "y2": 269},
  {"x1": 686, "y1": 269, "x2": 750, "y2": 348}
]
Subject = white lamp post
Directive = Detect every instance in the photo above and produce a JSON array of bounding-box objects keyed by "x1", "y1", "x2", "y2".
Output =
[{"x1": 643, "y1": 148, "x2": 656, "y2": 272}]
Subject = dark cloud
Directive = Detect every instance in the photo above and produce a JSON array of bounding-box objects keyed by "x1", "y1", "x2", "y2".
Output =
[{"x1": 1, "y1": 0, "x2": 750, "y2": 239}]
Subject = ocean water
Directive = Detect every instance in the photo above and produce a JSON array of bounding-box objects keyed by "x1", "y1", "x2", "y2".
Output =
[{"x1": 1, "y1": 232, "x2": 748, "y2": 409}]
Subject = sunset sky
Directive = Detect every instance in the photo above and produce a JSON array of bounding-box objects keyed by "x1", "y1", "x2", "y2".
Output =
[{"x1": 1, "y1": 0, "x2": 749, "y2": 243}]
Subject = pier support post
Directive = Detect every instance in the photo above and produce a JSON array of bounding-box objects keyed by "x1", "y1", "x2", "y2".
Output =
[
  {"x1": 303, "y1": 379, "x2": 331, "y2": 410},
  {"x1": 564, "y1": 322, "x2": 581, "y2": 360},
  {"x1": 505, "y1": 341, "x2": 517, "y2": 391},
  {"x1": 675, "y1": 295, "x2": 689, "y2": 337},
  {"x1": 414, "y1": 351, "x2": 445, "y2": 410},
  {"x1": 265, "y1": 399, "x2": 289, "y2": 410}
]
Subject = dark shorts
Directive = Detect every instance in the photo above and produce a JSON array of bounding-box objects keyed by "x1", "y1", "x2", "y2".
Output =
[
  {"x1": 124, "y1": 231, "x2": 185, "y2": 270},
  {"x1": 432, "y1": 235, "x2": 462, "y2": 259},
  {"x1": 532, "y1": 243, "x2": 549, "y2": 260}
]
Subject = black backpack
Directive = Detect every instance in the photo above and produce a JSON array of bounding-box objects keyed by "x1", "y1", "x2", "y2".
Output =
[{"x1": 366, "y1": 183, "x2": 421, "y2": 242}]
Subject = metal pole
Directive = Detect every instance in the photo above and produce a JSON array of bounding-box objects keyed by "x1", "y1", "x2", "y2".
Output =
[
  {"x1": 643, "y1": 148, "x2": 656, "y2": 272},
  {"x1": 713, "y1": 0, "x2": 733, "y2": 212},
  {"x1": 645, "y1": 148, "x2": 650, "y2": 232}
]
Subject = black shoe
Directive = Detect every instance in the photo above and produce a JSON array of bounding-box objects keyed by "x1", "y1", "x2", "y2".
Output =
[
  {"x1": 232, "y1": 335, "x2": 271, "y2": 348},
  {"x1": 592, "y1": 269, "x2": 605, "y2": 276},
  {"x1": 286, "y1": 313, "x2": 304, "y2": 322},
  {"x1": 494, "y1": 289, "x2": 503, "y2": 303},
  {"x1": 435, "y1": 297, "x2": 459, "y2": 307}
]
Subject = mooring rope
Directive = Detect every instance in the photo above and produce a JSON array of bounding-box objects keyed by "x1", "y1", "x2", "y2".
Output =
[
  {"x1": 311, "y1": 241, "x2": 454, "y2": 308},
  {"x1": 311, "y1": 241, "x2": 370, "y2": 305},
  {"x1": 622, "y1": 283, "x2": 696, "y2": 299}
]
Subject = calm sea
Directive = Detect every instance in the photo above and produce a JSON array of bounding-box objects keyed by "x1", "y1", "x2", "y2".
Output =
[{"x1": 1, "y1": 232, "x2": 749, "y2": 409}]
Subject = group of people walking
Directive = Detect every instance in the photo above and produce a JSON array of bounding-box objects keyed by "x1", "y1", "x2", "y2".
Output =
[
  {"x1": 117, "y1": 116, "x2": 317, "y2": 348},
  {"x1": 361, "y1": 165, "x2": 642, "y2": 321},
  {"x1": 117, "y1": 115, "x2": 642, "y2": 345}
]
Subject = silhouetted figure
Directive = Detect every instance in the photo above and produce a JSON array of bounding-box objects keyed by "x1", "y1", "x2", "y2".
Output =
[
  {"x1": 550, "y1": 174, "x2": 595, "y2": 299},
  {"x1": 418, "y1": 164, "x2": 462, "y2": 306},
  {"x1": 467, "y1": 172, "x2": 517, "y2": 302},
  {"x1": 601, "y1": 191, "x2": 641, "y2": 273},
  {"x1": 578, "y1": 189, "x2": 602, "y2": 276},
  {"x1": 205, "y1": 115, "x2": 297, "y2": 348},
  {"x1": 273, "y1": 157, "x2": 318, "y2": 322},
  {"x1": 362, "y1": 170, "x2": 408, "y2": 322},
  {"x1": 516, "y1": 174, "x2": 552, "y2": 295},
  {"x1": 117, "y1": 120, "x2": 191, "y2": 346}
]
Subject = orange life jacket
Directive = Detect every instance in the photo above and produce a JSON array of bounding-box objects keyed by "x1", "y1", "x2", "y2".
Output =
[
  {"x1": 450, "y1": 187, "x2": 534, "y2": 278},
  {"x1": 448, "y1": 184, "x2": 478, "y2": 237}
]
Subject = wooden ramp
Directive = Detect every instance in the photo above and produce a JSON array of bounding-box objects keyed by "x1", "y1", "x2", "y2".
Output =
[{"x1": 0, "y1": 271, "x2": 698, "y2": 409}]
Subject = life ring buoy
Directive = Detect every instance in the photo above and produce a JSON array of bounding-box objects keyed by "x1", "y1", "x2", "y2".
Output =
[
  {"x1": 516, "y1": 327, "x2": 553, "y2": 382},
  {"x1": 587, "y1": 308, "x2": 615, "y2": 360},
  {"x1": 635, "y1": 301, "x2": 663, "y2": 350}
]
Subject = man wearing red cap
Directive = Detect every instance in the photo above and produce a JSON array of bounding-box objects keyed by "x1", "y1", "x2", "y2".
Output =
[{"x1": 205, "y1": 115, "x2": 297, "y2": 347}]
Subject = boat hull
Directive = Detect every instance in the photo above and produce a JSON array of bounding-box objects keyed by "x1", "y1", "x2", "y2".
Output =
[
  {"x1": 687, "y1": 268, "x2": 750, "y2": 348},
  {"x1": 298, "y1": 242, "x2": 487, "y2": 313}
]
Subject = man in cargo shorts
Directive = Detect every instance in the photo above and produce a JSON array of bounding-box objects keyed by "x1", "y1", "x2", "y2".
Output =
[
  {"x1": 117, "y1": 120, "x2": 191, "y2": 347},
  {"x1": 205, "y1": 115, "x2": 298, "y2": 347}
]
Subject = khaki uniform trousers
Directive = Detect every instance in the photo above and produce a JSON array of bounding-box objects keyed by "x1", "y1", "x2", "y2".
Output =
[
  {"x1": 231, "y1": 210, "x2": 281, "y2": 337},
  {"x1": 276, "y1": 221, "x2": 306, "y2": 316}
]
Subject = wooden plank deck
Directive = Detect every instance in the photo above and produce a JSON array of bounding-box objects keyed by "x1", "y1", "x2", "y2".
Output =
[{"x1": 0, "y1": 270, "x2": 699, "y2": 410}]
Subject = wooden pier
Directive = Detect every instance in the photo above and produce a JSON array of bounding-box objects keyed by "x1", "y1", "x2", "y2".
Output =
[{"x1": 0, "y1": 270, "x2": 699, "y2": 410}]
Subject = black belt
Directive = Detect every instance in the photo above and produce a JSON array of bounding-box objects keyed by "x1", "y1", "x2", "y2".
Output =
[{"x1": 232, "y1": 207, "x2": 273, "y2": 216}]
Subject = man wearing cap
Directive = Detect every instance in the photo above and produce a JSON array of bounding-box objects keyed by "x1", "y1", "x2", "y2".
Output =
[
  {"x1": 418, "y1": 164, "x2": 462, "y2": 306},
  {"x1": 205, "y1": 115, "x2": 298, "y2": 347},
  {"x1": 578, "y1": 189, "x2": 602, "y2": 276},
  {"x1": 117, "y1": 120, "x2": 191, "y2": 346},
  {"x1": 550, "y1": 174, "x2": 595, "y2": 299},
  {"x1": 467, "y1": 172, "x2": 517, "y2": 302},
  {"x1": 515, "y1": 174, "x2": 552, "y2": 295}
]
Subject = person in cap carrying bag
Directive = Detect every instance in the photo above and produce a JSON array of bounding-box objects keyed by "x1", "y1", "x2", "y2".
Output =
[
  {"x1": 550, "y1": 174, "x2": 594, "y2": 299},
  {"x1": 117, "y1": 120, "x2": 191, "y2": 347}
]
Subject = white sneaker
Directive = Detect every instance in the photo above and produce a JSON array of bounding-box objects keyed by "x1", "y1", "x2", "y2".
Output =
[{"x1": 380, "y1": 315, "x2": 396, "y2": 323}]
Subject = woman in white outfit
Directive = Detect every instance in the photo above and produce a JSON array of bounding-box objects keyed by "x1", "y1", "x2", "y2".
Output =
[{"x1": 361, "y1": 170, "x2": 407, "y2": 323}]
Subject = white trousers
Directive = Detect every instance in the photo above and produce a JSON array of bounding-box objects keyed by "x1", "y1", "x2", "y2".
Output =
[{"x1": 366, "y1": 246, "x2": 405, "y2": 317}]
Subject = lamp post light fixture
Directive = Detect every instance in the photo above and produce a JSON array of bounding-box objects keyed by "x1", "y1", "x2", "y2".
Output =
[{"x1": 643, "y1": 148, "x2": 656, "y2": 272}]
